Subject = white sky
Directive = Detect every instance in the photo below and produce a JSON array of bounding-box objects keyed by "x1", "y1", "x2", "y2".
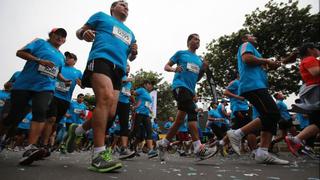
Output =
[{"x1": 0, "y1": 0, "x2": 318, "y2": 107}]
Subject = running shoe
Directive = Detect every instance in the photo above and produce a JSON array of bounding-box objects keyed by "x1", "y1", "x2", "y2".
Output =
[
  {"x1": 195, "y1": 144, "x2": 218, "y2": 161},
  {"x1": 156, "y1": 140, "x2": 167, "y2": 161},
  {"x1": 119, "y1": 148, "x2": 135, "y2": 160},
  {"x1": 255, "y1": 152, "x2": 289, "y2": 165},
  {"x1": 19, "y1": 147, "x2": 45, "y2": 165},
  {"x1": 148, "y1": 149, "x2": 158, "y2": 159},
  {"x1": 66, "y1": 123, "x2": 78, "y2": 153},
  {"x1": 284, "y1": 136, "x2": 302, "y2": 157},
  {"x1": 88, "y1": 148, "x2": 122, "y2": 173},
  {"x1": 227, "y1": 130, "x2": 242, "y2": 155}
]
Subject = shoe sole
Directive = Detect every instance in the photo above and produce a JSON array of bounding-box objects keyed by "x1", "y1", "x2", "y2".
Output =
[
  {"x1": 119, "y1": 152, "x2": 136, "y2": 160},
  {"x1": 88, "y1": 163, "x2": 122, "y2": 173},
  {"x1": 19, "y1": 150, "x2": 44, "y2": 166},
  {"x1": 66, "y1": 125, "x2": 77, "y2": 153},
  {"x1": 194, "y1": 147, "x2": 219, "y2": 162},
  {"x1": 148, "y1": 153, "x2": 158, "y2": 159}
]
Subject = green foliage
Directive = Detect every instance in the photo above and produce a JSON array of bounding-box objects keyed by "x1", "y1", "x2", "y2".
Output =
[
  {"x1": 130, "y1": 69, "x2": 163, "y2": 89},
  {"x1": 156, "y1": 81, "x2": 176, "y2": 121},
  {"x1": 199, "y1": 0, "x2": 319, "y2": 97}
]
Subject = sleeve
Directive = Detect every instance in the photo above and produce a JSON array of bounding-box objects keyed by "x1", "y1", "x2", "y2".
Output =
[
  {"x1": 86, "y1": 12, "x2": 103, "y2": 29},
  {"x1": 135, "y1": 88, "x2": 143, "y2": 96},
  {"x1": 169, "y1": 51, "x2": 181, "y2": 64},
  {"x1": 21, "y1": 38, "x2": 43, "y2": 54},
  {"x1": 240, "y1": 42, "x2": 255, "y2": 56},
  {"x1": 302, "y1": 57, "x2": 320, "y2": 70},
  {"x1": 227, "y1": 81, "x2": 237, "y2": 91}
]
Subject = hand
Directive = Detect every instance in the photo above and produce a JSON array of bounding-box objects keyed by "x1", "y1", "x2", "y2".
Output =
[
  {"x1": 39, "y1": 60, "x2": 55, "y2": 68},
  {"x1": 130, "y1": 43, "x2": 138, "y2": 56},
  {"x1": 267, "y1": 60, "x2": 281, "y2": 70},
  {"x1": 83, "y1": 29, "x2": 96, "y2": 42},
  {"x1": 175, "y1": 65, "x2": 183, "y2": 73},
  {"x1": 65, "y1": 80, "x2": 72, "y2": 87}
]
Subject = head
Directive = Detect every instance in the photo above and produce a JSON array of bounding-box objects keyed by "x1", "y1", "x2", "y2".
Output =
[
  {"x1": 110, "y1": 0, "x2": 129, "y2": 22},
  {"x1": 168, "y1": 117, "x2": 174, "y2": 122},
  {"x1": 299, "y1": 42, "x2": 320, "y2": 58},
  {"x1": 221, "y1": 99, "x2": 229, "y2": 105},
  {"x1": 48, "y1": 28, "x2": 67, "y2": 48},
  {"x1": 241, "y1": 34, "x2": 257, "y2": 45},
  {"x1": 143, "y1": 80, "x2": 153, "y2": 92},
  {"x1": 273, "y1": 92, "x2": 285, "y2": 100},
  {"x1": 64, "y1": 51, "x2": 77, "y2": 66},
  {"x1": 126, "y1": 64, "x2": 130, "y2": 75},
  {"x1": 77, "y1": 93, "x2": 85, "y2": 103},
  {"x1": 187, "y1": 33, "x2": 200, "y2": 51},
  {"x1": 210, "y1": 101, "x2": 218, "y2": 109}
]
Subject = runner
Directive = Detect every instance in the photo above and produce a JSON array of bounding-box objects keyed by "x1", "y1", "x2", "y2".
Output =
[
  {"x1": 76, "y1": 0, "x2": 137, "y2": 172},
  {"x1": 157, "y1": 33, "x2": 217, "y2": 161}
]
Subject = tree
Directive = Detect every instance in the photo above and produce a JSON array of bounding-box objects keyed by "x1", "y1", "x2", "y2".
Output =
[{"x1": 199, "y1": 0, "x2": 319, "y2": 98}]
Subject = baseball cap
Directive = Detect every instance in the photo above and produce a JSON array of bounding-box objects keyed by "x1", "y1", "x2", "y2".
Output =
[
  {"x1": 64, "y1": 51, "x2": 77, "y2": 61},
  {"x1": 50, "y1": 28, "x2": 67, "y2": 38}
]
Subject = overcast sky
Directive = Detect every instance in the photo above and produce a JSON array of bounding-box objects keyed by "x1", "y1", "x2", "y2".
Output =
[{"x1": 0, "y1": 0, "x2": 318, "y2": 106}]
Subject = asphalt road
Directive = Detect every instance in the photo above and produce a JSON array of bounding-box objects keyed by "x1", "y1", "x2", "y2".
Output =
[{"x1": 0, "y1": 150, "x2": 319, "y2": 180}]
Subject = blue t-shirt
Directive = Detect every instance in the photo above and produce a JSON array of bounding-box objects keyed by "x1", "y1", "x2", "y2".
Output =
[
  {"x1": 135, "y1": 87, "x2": 152, "y2": 116},
  {"x1": 237, "y1": 42, "x2": 268, "y2": 94},
  {"x1": 171, "y1": 50, "x2": 203, "y2": 94},
  {"x1": 67, "y1": 100, "x2": 87, "y2": 124},
  {"x1": 13, "y1": 39, "x2": 65, "y2": 92},
  {"x1": 178, "y1": 117, "x2": 188, "y2": 132},
  {"x1": 8, "y1": 71, "x2": 21, "y2": 84},
  {"x1": 276, "y1": 100, "x2": 291, "y2": 121},
  {"x1": 226, "y1": 79, "x2": 249, "y2": 112},
  {"x1": 0, "y1": 90, "x2": 10, "y2": 112},
  {"x1": 208, "y1": 109, "x2": 223, "y2": 127},
  {"x1": 86, "y1": 12, "x2": 136, "y2": 73},
  {"x1": 54, "y1": 66, "x2": 82, "y2": 102},
  {"x1": 18, "y1": 112, "x2": 32, "y2": 129},
  {"x1": 119, "y1": 76, "x2": 132, "y2": 104},
  {"x1": 217, "y1": 104, "x2": 228, "y2": 118},
  {"x1": 296, "y1": 113, "x2": 309, "y2": 129},
  {"x1": 152, "y1": 121, "x2": 160, "y2": 135},
  {"x1": 164, "y1": 121, "x2": 173, "y2": 130}
]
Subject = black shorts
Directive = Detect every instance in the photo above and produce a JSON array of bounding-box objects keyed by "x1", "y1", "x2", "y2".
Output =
[
  {"x1": 172, "y1": 87, "x2": 197, "y2": 121},
  {"x1": 278, "y1": 119, "x2": 293, "y2": 130},
  {"x1": 16, "y1": 128, "x2": 29, "y2": 136},
  {"x1": 82, "y1": 58, "x2": 124, "y2": 90},
  {"x1": 231, "y1": 110, "x2": 252, "y2": 129},
  {"x1": 46, "y1": 96, "x2": 70, "y2": 123}
]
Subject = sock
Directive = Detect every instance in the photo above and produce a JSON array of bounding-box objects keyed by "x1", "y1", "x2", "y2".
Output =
[
  {"x1": 219, "y1": 140, "x2": 225, "y2": 146},
  {"x1": 256, "y1": 147, "x2": 268, "y2": 157},
  {"x1": 235, "y1": 129, "x2": 245, "y2": 138},
  {"x1": 93, "y1": 146, "x2": 106, "y2": 156},
  {"x1": 75, "y1": 125, "x2": 85, "y2": 136},
  {"x1": 193, "y1": 140, "x2": 202, "y2": 153}
]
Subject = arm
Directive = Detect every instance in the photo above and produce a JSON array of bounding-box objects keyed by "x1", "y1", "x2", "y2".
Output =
[
  {"x1": 57, "y1": 73, "x2": 71, "y2": 85},
  {"x1": 164, "y1": 60, "x2": 183, "y2": 73},
  {"x1": 128, "y1": 42, "x2": 138, "y2": 61},
  {"x1": 16, "y1": 50, "x2": 54, "y2": 68},
  {"x1": 224, "y1": 89, "x2": 245, "y2": 101},
  {"x1": 76, "y1": 24, "x2": 96, "y2": 42}
]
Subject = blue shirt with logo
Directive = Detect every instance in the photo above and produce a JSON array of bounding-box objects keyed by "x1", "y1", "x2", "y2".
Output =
[
  {"x1": 13, "y1": 39, "x2": 65, "y2": 92},
  {"x1": 119, "y1": 76, "x2": 132, "y2": 104},
  {"x1": 227, "y1": 79, "x2": 249, "y2": 112},
  {"x1": 86, "y1": 12, "x2": 136, "y2": 73},
  {"x1": 276, "y1": 100, "x2": 291, "y2": 121},
  {"x1": 54, "y1": 66, "x2": 82, "y2": 102},
  {"x1": 67, "y1": 100, "x2": 87, "y2": 124},
  {"x1": 237, "y1": 42, "x2": 268, "y2": 94},
  {"x1": 170, "y1": 50, "x2": 203, "y2": 95},
  {"x1": 135, "y1": 87, "x2": 152, "y2": 116},
  {"x1": 18, "y1": 112, "x2": 32, "y2": 129}
]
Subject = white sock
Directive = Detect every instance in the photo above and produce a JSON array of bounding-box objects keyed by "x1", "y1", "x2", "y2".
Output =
[
  {"x1": 75, "y1": 125, "x2": 85, "y2": 136},
  {"x1": 235, "y1": 129, "x2": 245, "y2": 138},
  {"x1": 219, "y1": 140, "x2": 225, "y2": 146},
  {"x1": 93, "y1": 146, "x2": 106, "y2": 156},
  {"x1": 256, "y1": 147, "x2": 268, "y2": 157},
  {"x1": 25, "y1": 144, "x2": 37, "y2": 150},
  {"x1": 293, "y1": 137, "x2": 302, "y2": 144},
  {"x1": 193, "y1": 140, "x2": 202, "y2": 153}
]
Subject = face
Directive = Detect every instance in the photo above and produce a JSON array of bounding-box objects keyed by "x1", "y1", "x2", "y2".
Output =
[
  {"x1": 112, "y1": 1, "x2": 129, "y2": 21},
  {"x1": 65, "y1": 57, "x2": 76, "y2": 66},
  {"x1": 277, "y1": 93, "x2": 285, "y2": 100},
  {"x1": 145, "y1": 83, "x2": 153, "y2": 91},
  {"x1": 77, "y1": 96, "x2": 84, "y2": 103},
  {"x1": 246, "y1": 34, "x2": 257, "y2": 44},
  {"x1": 188, "y1": 35, "x2": 200, "y2": 50},
  {"x1": 50, "y1": 33, "x2": 66, "y2": 47}
]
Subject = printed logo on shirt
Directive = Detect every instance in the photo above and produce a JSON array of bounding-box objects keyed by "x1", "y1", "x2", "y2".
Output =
[
  {"x1": 38, "y1": 65, "x2": 58, "y2": 78},
  {"x1": 186, "y1": 63, "x2": 200, "y2": 74},
  {"x1": 112, "y1": 26, "x2": 131, "y2": 45},
  {"x1": 56, "y1": 81, "x2": 70, "y2": 92},
  {"x1": 74, "y1": 109, "x2": 83, "y2": 114}
]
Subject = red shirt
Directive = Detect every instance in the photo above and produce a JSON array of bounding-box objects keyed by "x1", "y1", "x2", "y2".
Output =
[{"x1": 300, "y1": 56, "x2": 320, "y2": 86}]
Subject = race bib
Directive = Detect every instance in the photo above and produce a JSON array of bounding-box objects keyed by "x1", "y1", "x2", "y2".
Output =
[
  {"x1": 186, "y1": 63, "x2": 200, "y2": 74},
  {"x1": 112, "y1": 26, "x2": 132, "y2": 45},
  {"x1": 121, "y1": 87, "x2": 131, "y2": 96},
  {"x1": 0, "y1": 100, "x2": 5, "y2": 107},
  {"x1": 74, "y1": 109, "x2": 82, "y2": 114},
  {"x1": 145, "y1": 101, "x2": 151, "y2": 109},
  {"x1": 38, "y1": 65, "x2": 58, "y2": 78},
  {"x1": 56, "y1": 81, "x2": 70, "y2": 92}
]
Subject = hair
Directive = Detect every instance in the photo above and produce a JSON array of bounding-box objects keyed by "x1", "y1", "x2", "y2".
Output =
[
  {"x1": 77, "y1": 93, "x2": 85, "y2": 98},
  {"x1": 110, "y1": 0, "x2": 127, "y2": 16},
  {"x1": 273, "y1": 92, "x2": 279, "y2": 99},
  {"x1": 299, "y1": 42, "x2": 317, "y2": 57},
  {"x1": 187, "y1": 33, "x2": 199, "y2": 44}
]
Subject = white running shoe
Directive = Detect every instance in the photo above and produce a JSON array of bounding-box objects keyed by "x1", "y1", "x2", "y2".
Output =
[
  {"x1": 227, "y1": 130, "x2": 242, "y2": 155},
  {"x1": 255, "y1": 153, "x2": 289, "y2": 165}
]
